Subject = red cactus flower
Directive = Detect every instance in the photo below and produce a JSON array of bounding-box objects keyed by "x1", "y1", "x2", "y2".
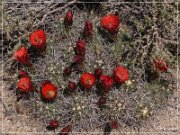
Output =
[
  {"x1": 111, "y1": 121, "x2": 119, "y2": 129},
  {"x1": 74, "y1": 40, "x2": 86, "y2": 56},
  {"x1": 68, "y1": 81, "x2": 77, "y2": 92},
  {"x1": 14, "y1": 46, "x2": 31, "y2": 66},
  {"x1": 64, "y1": 10, "x2": 73, "y2": 27},
  {"x1": 84, "y1": 20, "x2": 93, "y2": 38},
  {"x1": 113, "y1": 66, "x2": 129, "y2": 83},
  {"x1": 29, "y1": 29, "x2": 46, "y2": 50},
  {"x1": 97, "y1": 96, "x2": 106, "y2": 106},
  {"x1": 63, "y1": 66, "x2": 72, "y2": 76},
  {"x1": 94, "y1": 68, "x2": 103, "y2": 79},
  {"x1": 101, "y1": 14, "x2": 120, "y2": 35},
  {"x1": 153, "y1": 58, "x2": 169, "y2": 72},
  {"x1": 100, "y1": 75, "x2": 113, "y2": 92},
  {"x1": 80, "y1": 73, "x2": 96, "y2": 89},
  {"x1": 49, "y1": 120, "x2": 59, "y2": 129},
  {"x1": 17, "y1": 73, "x2": 34, "y2": 92},
  {"x1": 41, "y1": 81, "x2": 58, "y2": 101},
  {"x1": 61, "y1": 125, "x2": 72, "y2": 135}
]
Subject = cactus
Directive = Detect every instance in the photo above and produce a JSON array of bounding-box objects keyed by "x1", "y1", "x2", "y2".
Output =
[{"x1": 2, "y1": 1, "x2": 178, "y2": 133}]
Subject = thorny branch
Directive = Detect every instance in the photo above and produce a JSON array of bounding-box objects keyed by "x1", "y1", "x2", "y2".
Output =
[{"x1": 33, "y1": 0, "x2": 77, "y2": 27}]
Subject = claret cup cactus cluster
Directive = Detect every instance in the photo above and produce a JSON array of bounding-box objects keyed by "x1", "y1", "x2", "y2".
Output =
[{"x1": 8, "y1": 3, "x2": 175, "y2": 134}]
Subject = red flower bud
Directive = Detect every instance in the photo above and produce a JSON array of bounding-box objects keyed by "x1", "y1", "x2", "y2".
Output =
[
  {"x1": 41, "y1": 80, "x2": 51, "y2": 85},
  {"x1": 19, "y1": 70, "x2": 29, "y2": 78},
  {"x1": 80, "y1": 73, "x2": 96, "y2": 90},
  {"x1": 153, "y1": 58, "x2": 169, "y2": 72},
  {"x1": 68, "y1": 81, "x2": 77, "y2": 92},
  {"x1": 17, "y1": 72, "x2": 34, "y2": 92},
  {"x1": 101, "y1": 14, "x2": 120, "y2": 35},
  {"x1": 99, "y1": 75, "x2": 113, "y2": 92},
  {"x1": 73, "y1": 55, "x2": 84, "y2": 64},
  {"x1": 41, "y1": 81, "x2": 58, "y2": 101},
  {"x1": 83, "y1": 20, "x2": 93, "y2": 38},
  {"x1": 29, "y1": 29, "x2": 46, "y2": 50},
  {"x1": 111, "y1": 121, "x2": 118, "y2": 129},
  {"x1": 64, "y1": 10, "x2": 73, "y2": 27},
  {"x1": 97, "y1": 96, "x2": 106, "y2": 106},
  {"x1": 63, "y1": 66, "x2": 72, "y2": 76},
  {"x1": 74, "y1": 40, "x2": 86, "y2": 56},
  {"x1": 94, "y1": 68, "x2": 103, "y2": 79},
  {"x1": 14, "y1": 46, "x2": 31, "y2": 66},
  {"x1": 49, "y1": 120, "x2": 59, "y2": 129},
  {"x1": 61, "y1": 125, "x2": 72, "y2": 135},
  {"x1": 113, "y1": 66, "x2": 129, "y2": 83}
]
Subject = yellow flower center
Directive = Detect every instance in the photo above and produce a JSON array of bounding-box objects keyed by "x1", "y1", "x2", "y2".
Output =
[{"x1": 47, "y1": 90, "x2": 55, "y2": 98}]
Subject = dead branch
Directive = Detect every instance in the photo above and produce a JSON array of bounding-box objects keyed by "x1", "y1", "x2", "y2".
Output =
[{"x1": 33, "y1": 0, "x2": 77, "y2": 27}]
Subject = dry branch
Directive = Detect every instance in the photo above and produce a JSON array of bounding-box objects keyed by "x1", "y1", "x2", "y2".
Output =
[{"x1": 33, "y1": 0, "x2": 77, "y2": 27}]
